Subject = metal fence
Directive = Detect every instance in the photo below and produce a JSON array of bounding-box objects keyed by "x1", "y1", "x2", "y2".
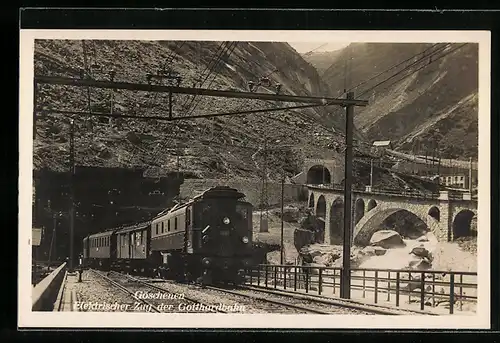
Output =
[{"x1": 244, "y1": 264, "x2": 477, "y2": 314}]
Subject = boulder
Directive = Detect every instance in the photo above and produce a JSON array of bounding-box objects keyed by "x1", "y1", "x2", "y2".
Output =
[
  {"x1": 313, "y1": 254, "x2": 333, "y2": 266},
  {"x1": 299, "y1": 244, "x2": 342, "y2": 267},
  {"x1": 374, "y1": 247, "x2": 387, "y2": 256},
  {"x1": 360, "y1": 246, "x2": 377, "y2": 257},
  {"x1": 408, "y1": 257, "x2": 432, "y2": 270},
  {"x1": 410, "y1": 245, "x2": 433, "y2": 261},
  {"x1": 369, "y1": 230, "x2": 406, "y2": 249}
]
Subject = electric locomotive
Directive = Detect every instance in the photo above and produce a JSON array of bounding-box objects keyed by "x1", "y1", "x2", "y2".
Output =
[
  {"x1": 81, "y1": 186, "x2": 255, "y2": 285},
  {"x1": 151, "y1": 186, "x2": 254, "y2": 285}
]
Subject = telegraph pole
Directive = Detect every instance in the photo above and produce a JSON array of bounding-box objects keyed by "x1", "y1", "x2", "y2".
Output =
[
  {"x1": 69, "y1": 119, "x2": 75, "y2": 271},
  {"x1": 280, "y1": 170, "x2": 285, "y2": 265},
  {"x1": 469, "y1": 157, "x2": 473, "y2": 193},
  {"x1": 370, "y1": 158, "x2": 374, "y2": 189},
  {"x1": 341, "y1": 92, "x2": 354, "y2": 299}
]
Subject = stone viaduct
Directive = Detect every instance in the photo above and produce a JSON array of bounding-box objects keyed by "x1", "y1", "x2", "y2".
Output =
[{"x1": 307, "y1": 185, "x2": 478, "y2": 246}]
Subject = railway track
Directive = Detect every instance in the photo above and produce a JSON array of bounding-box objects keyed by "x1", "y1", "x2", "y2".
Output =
[
  {"x1": 202, "y1": 285, "x2": 370, "y2": 314},
  {"x1": 91, "y1": 269, "x2": 227, "y2": 313},
  {"x1": 237, "y1": 284, "x2": 439, "y2": 316},
  {"x1": 91, "y1": 270, "x2": 436, "y2": 315}
]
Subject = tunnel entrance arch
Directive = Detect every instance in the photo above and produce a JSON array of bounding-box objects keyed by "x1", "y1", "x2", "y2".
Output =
[
  {"x1": 306, "y1": 165, "x2": 331, "y2": 185},
  {"x1": 329, "y1": 198, "x2": 344, "y2": 245},
  {"x1": 452, "y1": 209, "x2": 476, "y2": 240}
]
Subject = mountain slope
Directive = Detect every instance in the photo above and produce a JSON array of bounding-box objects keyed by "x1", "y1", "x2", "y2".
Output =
[
  {"x1": 302, "y1": 50, "x2": 343, "y2": 75},
  {"x1": 34, "y1": 40, "x2": 348, "y2": 179},
  {"x1": 310, "y1": 43, "x2": 478, "y2": 159}
]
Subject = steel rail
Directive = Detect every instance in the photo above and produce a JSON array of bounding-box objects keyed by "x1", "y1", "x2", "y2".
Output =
[{"x1": 91, "y1": 269, "x2": 161, "y2": 313}]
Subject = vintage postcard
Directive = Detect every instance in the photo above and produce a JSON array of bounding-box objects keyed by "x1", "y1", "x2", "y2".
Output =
[{"x1": 19, "y1": 29, "x2": 491, "y2": 329}]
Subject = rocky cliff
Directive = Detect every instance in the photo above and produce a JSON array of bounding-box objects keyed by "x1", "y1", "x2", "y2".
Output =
[{"x1": 305, "y1": 43, "x2": 478, "y2": 159}]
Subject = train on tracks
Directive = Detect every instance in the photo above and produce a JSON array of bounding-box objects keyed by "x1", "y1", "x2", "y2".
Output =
[{"x1": 81, "y1": 186, "x2": 257, "y2": 285}]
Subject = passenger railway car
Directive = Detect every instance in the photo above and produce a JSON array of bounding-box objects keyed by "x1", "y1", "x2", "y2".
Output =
[
  {"x1": 114, "y1": 222, "x2": 152, "y2": 274},
  {"x1": 85, "y1": 230, "x2": 117, "y2": 270},
  {"x1": 81, "y1": 186, "x2": 256, "y2": 285}
]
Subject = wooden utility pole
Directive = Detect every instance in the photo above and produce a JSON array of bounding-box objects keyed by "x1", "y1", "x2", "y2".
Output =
[
  {"x1": 469, "y1": 157, "x2": 473, "y2": 193},
  {"x1": 280, "y1": 171, "x2": 285, "y2": 265},
  {"x1": 370, "y1": 158, "x2": 374, "y2": 188},
  {"x1": 69, "y1": 119, "x2": 75, "y2": 271},
  {"x1": 341, "y1": 92, "x2": 355, "y2": 299}
]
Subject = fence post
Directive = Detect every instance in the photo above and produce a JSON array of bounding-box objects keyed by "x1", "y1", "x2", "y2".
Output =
[
  {"x1": 420, "y1": 271, "x2": 425, "y2": 310},
  {"x1": 284, "y1": 266, "x2": 287, "y2": 290},
  {"x1": 318, "y1": 268, "x2": 322, "y2": 295},
  {"x1": 396, "y1": 271, "x2": 400, "y2": 307},
  {"x1": 450, "y1": 273, "x2": 455, "y2": 314},
  {"x1": 362, "y1": 270, "x2": 366, "y2": 298},
  {"x1": 257, "y1": 265, "x2": 261, "y2": 286},
  {"x1": 305, "y1": 268, "x2": 309, "y2": 293},
  {"x1": 265, "y1": 265, "x2": 268, "y2": 288},
  {"x1": 460, "y1": 274, "x2": 463, "y2": 311},
  {"x1": 374, "y1": 270, "x2": 378, "y2": 304},
  {"x1": 387, "y1": 271, "x2": 391, "y2": 302},
  {"x1": 408, "y1": 272, "x2": 412, "y2": 304},
  {"x1": 274, "y1": 266, "x2": 277, "y2": 289},
  {"x1": 333, "y1": 269, "x2": 337, "y2": 294},
  {"x1": 294, "y1": 266, "x2": 297, "y2": 291},
  {"x1": 432, "y1": 273, "x2": 435, "y2": 306}
]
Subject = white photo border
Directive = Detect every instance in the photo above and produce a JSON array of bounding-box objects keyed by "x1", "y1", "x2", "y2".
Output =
[{"x1": 19, "y1": 29, "x2": 491, "y2": 329}]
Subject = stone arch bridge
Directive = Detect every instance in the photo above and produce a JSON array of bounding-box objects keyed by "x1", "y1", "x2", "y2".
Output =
[{"x1": 307, "y1": 185, "x2": 478, "y2": 246}]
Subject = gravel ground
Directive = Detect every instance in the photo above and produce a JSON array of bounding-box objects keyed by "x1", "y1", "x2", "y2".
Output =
[
  {"x1": 104, "y1": 271, "x2": 212, "y2": 313},
  {"x1": 69, "y1": 270, "x2": 139, "y2": 312}
]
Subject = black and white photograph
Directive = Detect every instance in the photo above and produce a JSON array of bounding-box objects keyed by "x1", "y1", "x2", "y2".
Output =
[{"x1": 19, "y1": 29, "x2": 491, "y2": 329}]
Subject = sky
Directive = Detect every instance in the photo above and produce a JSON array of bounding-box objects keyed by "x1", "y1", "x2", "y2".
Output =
[{"x1": 288, "y1": 42, "x2": 350, "y2": 53}]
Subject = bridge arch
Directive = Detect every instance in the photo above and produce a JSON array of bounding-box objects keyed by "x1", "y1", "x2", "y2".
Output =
[
  {"x1": 354, "y1": 198, "x2": 365, "y2": 224},
  {"x1": 307, "y1": 165, "x2": 331, "y2": 185},
  {"x1": 354, "y1": 207, "x2": 429, "y2": 246},
  {"x1": 428, "y1": 206, "x2": 440, "y2": 222},
  {"x1": 367, "y1": 199, "x2": 377, "y2": 212},
  {"x1": 329, "y1": 197, "x2": 344, "y2": 245},
  {"x1": 452, "y1": 209, "x2": 476, "y2": 240},
  {"x1": 315, "y1": 195, "x2": 327, "y2": 240},
  {"x1": 308, "y1": 192, "x2": 315, "y2": 208}
]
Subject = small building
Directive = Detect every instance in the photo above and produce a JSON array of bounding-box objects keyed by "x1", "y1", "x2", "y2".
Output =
[
  {"x1": 372, "y1": 140, "x2": 393, "y2": 149},
  {"x1": 371, "y1": 140, "x2": 393, "y2": 158},
  {"x1": 439, "y1": 174, "x2": 471, "y2": 189}
]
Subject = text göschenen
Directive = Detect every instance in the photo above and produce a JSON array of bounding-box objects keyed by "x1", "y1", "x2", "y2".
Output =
[{"x1": 134, "y1": 291, "x2": 185, "y2": 300}]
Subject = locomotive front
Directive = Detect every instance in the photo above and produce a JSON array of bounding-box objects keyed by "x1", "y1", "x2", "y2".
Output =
[{"x1": 195, "y1": 187, "x2": 254, "y2": 284}]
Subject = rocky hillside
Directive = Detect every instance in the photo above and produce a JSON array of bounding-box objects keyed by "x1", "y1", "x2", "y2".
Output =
[
  {"x1": 307, "y1": 43, "x2": 479, "y2": 159},
  {"x1": 34, "y1": 40, "x2": 360, "y2": 179},
  {"x1": 302, "y1": 50, "x2": 343, "y2": 74}
]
